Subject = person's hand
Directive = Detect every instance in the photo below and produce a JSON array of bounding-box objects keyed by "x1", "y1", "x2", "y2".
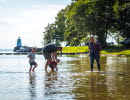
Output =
[
  {"x1": 88, "y1": 53, "x2": 90, "y2": 56},
  {"x1": 99, "y1": 52, "x2": 101, "y2": 56}
]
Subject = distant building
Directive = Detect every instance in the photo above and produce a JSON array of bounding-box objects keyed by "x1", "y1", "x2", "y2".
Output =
[
  {"x1": 13, "y1": 37, "x2": 42, "y2": 52},
  {"x1": 16, "y1": 37, "x2": 22, "y2": 47}
]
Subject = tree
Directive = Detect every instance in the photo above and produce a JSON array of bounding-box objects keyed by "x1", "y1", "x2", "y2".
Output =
[
  {"x1": 113, "y1": 1, "x2": 130, "y2": 37},
  {"x1": 42, "y1": 0, "x2": 130, "y2": 47},
  {"x1": 43, "y1": 9, "x2": 66, "y2": 46},
  {"x1": 43, "y1": 23, "x2": 55, "y2": 45},
  {"x1": 54, "y1": 9, "x2": 66, "y2": 42}
]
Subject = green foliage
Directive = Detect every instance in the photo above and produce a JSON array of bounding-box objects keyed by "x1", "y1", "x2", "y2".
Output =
[
  {"x1": 54, "y1": 9, "x2": 66, "y2": 42},
  {"x1": 113, "y1": 1, "x2": 130, "y2": 37},
  {"x1": 43, "y1": 9, "x2": 66, "y2": 46},
  {"x1": 43, "y1": 24, "x2": 55, "y2": 45},
  {"x1": 42, "y1": 0, "x2": 130, "y2": 47}
]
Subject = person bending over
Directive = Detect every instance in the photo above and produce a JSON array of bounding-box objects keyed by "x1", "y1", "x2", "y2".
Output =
[{"x1": 42, "y1": 44, "x2": 62, "y2": 70}]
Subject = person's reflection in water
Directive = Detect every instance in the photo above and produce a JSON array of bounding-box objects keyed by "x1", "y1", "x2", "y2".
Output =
[
  {"x1": 28, "y1": 72, "x2": 36, "y2": 100},
  {"x1": 43, "y1": 70, "x2": 58, "y2": 96},
  {"x1": 45, "y1": 70, "x2": 58, "y2": 87},
  {"x1": 89, "y1": 73, "x2": 107, "y2": 100},
  {"x1": 89, "y1": 73, "x2": 100, "y2": 99}
]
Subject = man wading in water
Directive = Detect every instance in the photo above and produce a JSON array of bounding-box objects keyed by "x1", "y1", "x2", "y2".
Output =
[{"x1": 42, "y1": 44, "x2": 62, "y2": 70}]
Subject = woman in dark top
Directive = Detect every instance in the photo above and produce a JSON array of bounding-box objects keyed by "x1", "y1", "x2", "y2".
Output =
[
  {"x1": 42, "y1": 44, "x2": 62, "y2": 70},
  {"x1": 89, "y1": 35, "x2": 102, "y2": 72}
]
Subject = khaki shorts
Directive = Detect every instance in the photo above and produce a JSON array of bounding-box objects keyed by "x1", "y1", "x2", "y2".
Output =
[{"x1": 43, "y1": 53, "x2": 51, "y2": 60}]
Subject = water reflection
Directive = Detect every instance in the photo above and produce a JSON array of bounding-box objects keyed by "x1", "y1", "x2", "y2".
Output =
[
  {"x1": 58, "y1": 56, "x2": 130, "y2": 100},
  {"x1": 43, "y1": 70, "x2": 58, "y2": 97},
  {"x1": 44, "y1": 70, "x2": 58, "y2": 87},
  {"x1": 28, "y1": 72, "x2": 36, "y2": 100},
  {"x1": 89, "y1": 73, "x2": 111, "y2": 100},
  {"x1": 105, "y1": 57, "x2": 130, "y2": 100},
  {"x1": 0, "y1": 55, "x2": 130, "y2": 100}
]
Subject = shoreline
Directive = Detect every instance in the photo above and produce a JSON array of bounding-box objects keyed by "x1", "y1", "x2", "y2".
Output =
[
  {"x1": 101, "y1": 54, "x2": 130, "y2": 57},
  {"x1": 0, "y1": 52, "x2": 130, "y2": 57}
]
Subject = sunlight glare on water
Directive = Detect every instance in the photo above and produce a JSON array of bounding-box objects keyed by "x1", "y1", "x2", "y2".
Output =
[{"x1": 0, "y1": 55, "x2": 130, "y2": 100}]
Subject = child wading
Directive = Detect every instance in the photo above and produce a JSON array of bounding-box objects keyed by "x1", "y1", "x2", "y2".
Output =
[
  {"x1": 27, "y1": 48, "x2": 38, "y2": 73},
  {"x1": 49, "y1": 59, "x2": 60, "y2": 72}
]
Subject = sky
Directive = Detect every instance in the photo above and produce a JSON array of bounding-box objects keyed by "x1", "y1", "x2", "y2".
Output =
[{"x1": 0, "y1": 0, "x2": 71, "y2": 49}]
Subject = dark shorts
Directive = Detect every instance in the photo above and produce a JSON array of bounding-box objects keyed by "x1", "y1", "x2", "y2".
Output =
[
  {"x1": 29, "y1": 61, "x2": 37, "y2": 66},
  {"x1": 43, "y1": 53, "x2": 51, "y2": 60},
  {"x1": 49, "y1": 64, "x2": 55, "y2": 68}
]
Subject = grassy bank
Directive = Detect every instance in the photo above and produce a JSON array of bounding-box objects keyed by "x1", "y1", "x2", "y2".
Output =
[
  {"x1": 61, "y1": 46, "x2": 130, "y2": 56},
  {"x1": 62, "y1": 46, "x2": 89, "y2": 53},
  {"x1": 101, "y1": 45, "x2": 130, "y2": 56}
]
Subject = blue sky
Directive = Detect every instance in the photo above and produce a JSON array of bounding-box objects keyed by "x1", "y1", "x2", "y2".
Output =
[{"x1": 0, "y1": 0, "x2": 71, "y2": 49}]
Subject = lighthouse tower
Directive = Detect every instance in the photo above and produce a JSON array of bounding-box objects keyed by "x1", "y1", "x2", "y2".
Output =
[{"x1": 16, "y1": 37, "x2": 22, "y2": 47}]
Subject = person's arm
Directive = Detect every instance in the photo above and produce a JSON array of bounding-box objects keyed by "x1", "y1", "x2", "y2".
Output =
[
  {"x1": 88, "y1": 42, "x2": 91, "y2": 56},
  {"x1": 98, "y1": 41, "x2": 102, "y2": 51},
  {"x1": 98, "y1": 41, "x2": 102, "y2": 55},
  {"x1": 27, "y1": 53, "x2": 32, "y2": 59},
  {"x1": 52, "y1": 52, "x2": 57, "y2": 60},
  {"x1": 55, "y1": 65, "x2": 58, "y2": 71}
]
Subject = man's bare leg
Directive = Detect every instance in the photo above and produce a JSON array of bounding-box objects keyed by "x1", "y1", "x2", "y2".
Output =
[{"x1": 45, "y1": 58, "x2": 52, "y2": 70}]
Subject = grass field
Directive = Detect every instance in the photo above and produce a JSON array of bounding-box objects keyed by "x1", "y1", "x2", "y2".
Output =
[
  {"x1": 101, "y1": 45, "x2": 130, "y2": 56},
  {"x1": 60, "y1": 46, "x2": 130, "y2": 56},
  {"x1": 61, "y1": 46, "x2": 89, "y2": 53}
]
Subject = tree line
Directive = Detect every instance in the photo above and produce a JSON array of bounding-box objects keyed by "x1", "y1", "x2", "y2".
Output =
[{"x1": 43, "y1": 0, "x2": 130, "y2": 47}]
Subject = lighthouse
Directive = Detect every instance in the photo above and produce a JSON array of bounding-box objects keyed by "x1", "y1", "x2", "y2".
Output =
[
  {"x1": 13, "y1": 37, "x2": 42, "y2": 52},
  {"x1": 13, "y1": 37, "x2": 22, "y2": 52},
  {"x1": 16, "y1": 37, "x2": 22, "y2": 47}
]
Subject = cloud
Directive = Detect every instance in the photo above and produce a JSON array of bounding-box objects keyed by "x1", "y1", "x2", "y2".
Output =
[
  {"x1": 0, "y1": 4, "x2": 66, "y2": 28},
  {"x1": 0, "y1": 3, "x2": 68, "y2": 48}
]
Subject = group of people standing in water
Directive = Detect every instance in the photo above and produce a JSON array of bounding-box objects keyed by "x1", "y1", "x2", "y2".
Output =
[{"x1": 27, "y1": 35, "x2": 102, "y2": 73}]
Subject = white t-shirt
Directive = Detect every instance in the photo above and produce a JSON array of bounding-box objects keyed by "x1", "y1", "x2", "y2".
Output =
[{"x1": 28, "y1": 52, "x2": 35, "y2": 63}]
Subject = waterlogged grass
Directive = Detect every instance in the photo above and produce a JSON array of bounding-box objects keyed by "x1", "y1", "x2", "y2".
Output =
[
  {"x1": 101, "y1": 50, "x2": 130, "y2": 56},
  {"x1": 59, "y1": 45, "x2": 130, "y2": 56},
  {"x1": 118, "y1": 50, "x2": 130, "y2": 56},
  {"x1": 101, "y1": 46, "x2": 130, "y2": 56}
]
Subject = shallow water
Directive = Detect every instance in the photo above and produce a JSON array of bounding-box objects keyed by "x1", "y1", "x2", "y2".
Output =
[{"x1": 0, "y1": 55, "x2": 130, "y2": 100}]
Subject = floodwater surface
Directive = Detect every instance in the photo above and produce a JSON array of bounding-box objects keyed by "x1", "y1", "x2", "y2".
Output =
[{"x1": 0, "y1": 55, "x2": 130, "y2": 100}]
